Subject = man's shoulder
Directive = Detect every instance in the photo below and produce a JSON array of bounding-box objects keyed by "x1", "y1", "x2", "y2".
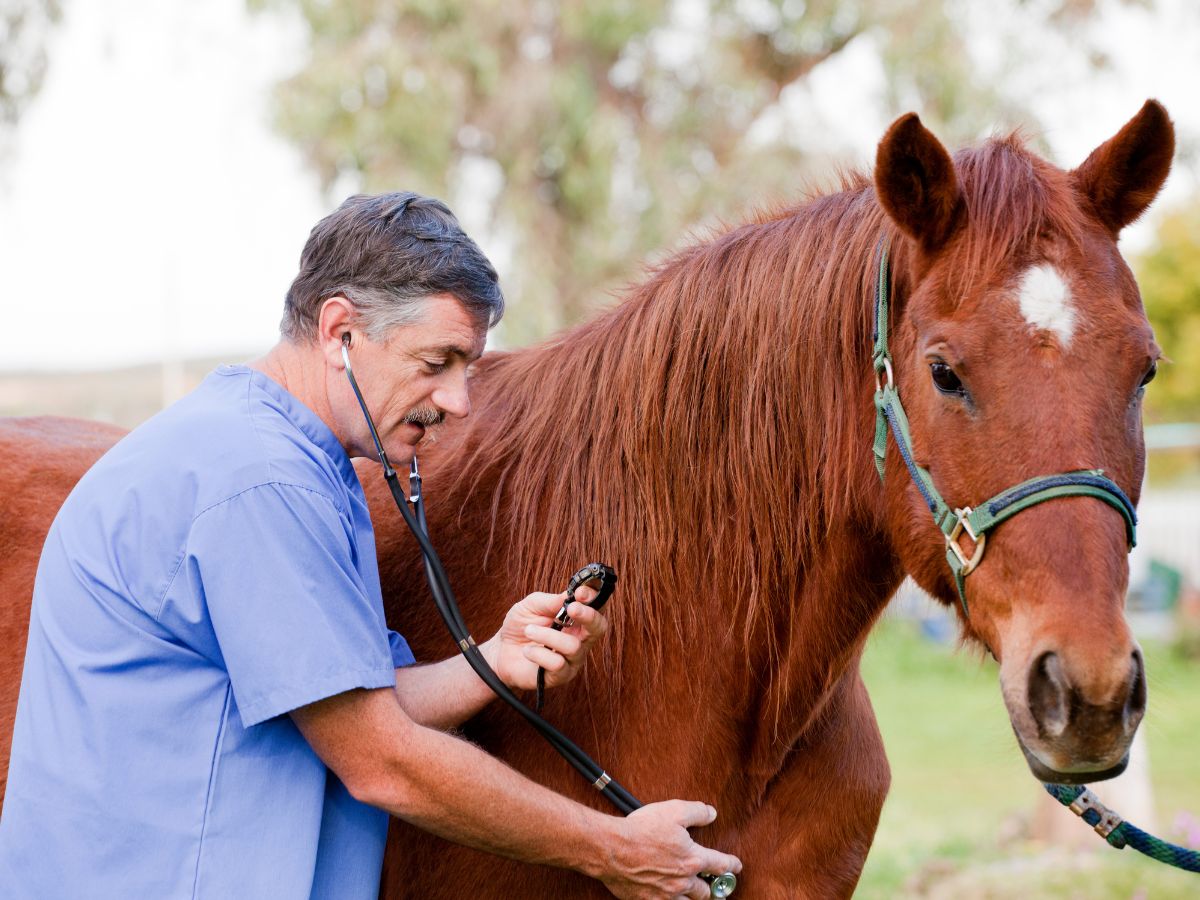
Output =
[
  {"x1": 95, "y1": 368, "x2": 274, "y2": 504},
  {"x1": 77, "y1": 366, "x2": 351, "y2": 518}
]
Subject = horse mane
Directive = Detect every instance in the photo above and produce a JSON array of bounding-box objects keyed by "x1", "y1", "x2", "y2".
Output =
[{"x1": 443, "y1": 131, "x2": 1081, "y2": 723}]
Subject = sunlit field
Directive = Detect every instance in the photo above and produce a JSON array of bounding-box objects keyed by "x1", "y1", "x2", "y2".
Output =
[{"x1": 858, "y1": 617, "x2": 1200, "y2": 898}]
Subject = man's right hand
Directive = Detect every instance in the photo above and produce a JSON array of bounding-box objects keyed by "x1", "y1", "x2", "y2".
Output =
[{"x1": 598, "y1": 800, "x2": 742, "y2": 900}]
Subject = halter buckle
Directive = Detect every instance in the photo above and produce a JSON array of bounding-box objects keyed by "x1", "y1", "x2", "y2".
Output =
[{"x1": 946, "y1": 507, "x2": 986, "y2": 575}]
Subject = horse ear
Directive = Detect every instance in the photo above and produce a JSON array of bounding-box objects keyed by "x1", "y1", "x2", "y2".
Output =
[
  {"x1": 1072, "y1": 100, "x2": 1174, "y2": 234},
  {"x1": 875, "y1": 113, "x2": 964, "y2": 251}
]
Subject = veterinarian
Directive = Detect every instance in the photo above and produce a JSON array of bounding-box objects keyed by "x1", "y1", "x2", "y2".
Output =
[{"x1": 0, "y1": 192, "x2": 741, "y2": 899}]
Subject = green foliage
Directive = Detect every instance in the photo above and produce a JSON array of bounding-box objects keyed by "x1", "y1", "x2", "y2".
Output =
[
  {"x1": 1136, "y1": 200, "x2": 1200, "y2": 423},
  {"x1": 252, "y1": 0, "x2": 1131, "y2": 344}
]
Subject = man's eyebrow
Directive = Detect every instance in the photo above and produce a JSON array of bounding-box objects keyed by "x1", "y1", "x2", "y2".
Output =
[{"x1": 425, "y1": 343, "x2": 484, "y2": 362}]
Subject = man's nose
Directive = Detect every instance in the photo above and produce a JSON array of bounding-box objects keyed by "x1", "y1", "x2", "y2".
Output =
[{"x1": 432, "y1": 380, "x2": 471, "y2": 419}]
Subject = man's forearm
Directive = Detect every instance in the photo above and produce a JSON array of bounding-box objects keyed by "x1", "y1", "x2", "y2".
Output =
[
  {"x1": 392, "y1": 638, "x2": 503, "y2": 730},
  {"x1": 366, "y1": 719, "x2": 619, "y2": 879},
  {"x1": 291, "y1": 686, "x2": 735, "y2": 897},
  {"x1": 395, "y1": 587, "x2": 604, "y2": 731}
]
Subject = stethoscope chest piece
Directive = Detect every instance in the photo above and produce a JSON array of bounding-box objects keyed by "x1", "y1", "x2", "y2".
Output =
[{"x1": 709, "y1": 872, "x2": 737, "y2": 898}]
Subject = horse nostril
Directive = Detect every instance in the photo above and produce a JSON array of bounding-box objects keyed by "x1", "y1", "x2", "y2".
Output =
[
  {"x1": 1126, "y1": 649, "x2": 1147, "y2": 726},
  {"x1": 1028, "y1": 651, "x2": 1070, "y2": 739}
]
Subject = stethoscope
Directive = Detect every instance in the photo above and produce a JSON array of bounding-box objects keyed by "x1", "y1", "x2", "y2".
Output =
[{"x1": 341, "y1": 333, "x2": 736, "y2": 898}]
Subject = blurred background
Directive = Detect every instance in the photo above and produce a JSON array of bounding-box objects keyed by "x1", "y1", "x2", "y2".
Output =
[{"x1": 2, "y1": 0, "x2": 1199, "y2": 895}]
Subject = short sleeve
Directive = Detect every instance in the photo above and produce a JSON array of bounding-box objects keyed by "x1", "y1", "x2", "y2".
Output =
[
  {"x1": 387, "y1": 630, "x2": 417, "y2": 668},
  {"x1": 187, "y1": 483, "x2": 398, "y2": 727}
]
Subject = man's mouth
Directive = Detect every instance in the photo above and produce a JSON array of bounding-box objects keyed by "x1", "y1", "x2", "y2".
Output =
[{"x1": 397, "y1": 409, "x2": 443, "y2": 445}]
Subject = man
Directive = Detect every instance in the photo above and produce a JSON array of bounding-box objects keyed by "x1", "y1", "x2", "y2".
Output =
[{"x1": 0, "y1": 193, "x2": 740, "y2": 899}]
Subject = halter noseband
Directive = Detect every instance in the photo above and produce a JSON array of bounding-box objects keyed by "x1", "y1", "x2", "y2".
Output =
[{"x1": 870, "y1": 240, "x2": 1137, "y2": 616}]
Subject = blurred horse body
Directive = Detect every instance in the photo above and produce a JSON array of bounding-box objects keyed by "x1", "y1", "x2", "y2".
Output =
[{"x1": 0, "y1": 102, "x2": 1173, "y2": 897}]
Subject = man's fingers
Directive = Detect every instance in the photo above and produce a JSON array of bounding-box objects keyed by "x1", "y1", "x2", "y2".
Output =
[
  {"x1": 523, "y1": 625, "x2": 582, "y2": 658},
  {"x1": 517, "y1": 585, "x2": 605, "y2": 623},
  {"x1": 670, "y1": 800, "x2": 718, "y2": 829},
  {"x1": 520, "y1": 591, "x2": 568, "y2": 618},
  {"x1": 563, "y1": 603, "x2": 608, "y2": 639},
  {"x1": 682, "y1": 877, "x2": 712, "y2": 900},
  {"x1": 696, "y1": 849, "x2": 743, "y2": 880},
  {"x1": 572, "y1": 583, "x2": 600, "y2": 605},
  {"x1": 522, "y1": 645, "x2": 567, "y2": 672}
]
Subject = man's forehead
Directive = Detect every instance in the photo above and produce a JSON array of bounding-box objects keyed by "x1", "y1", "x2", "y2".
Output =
[{"x1": 383, "y1": 293, "x2": 489, "y2": 358}]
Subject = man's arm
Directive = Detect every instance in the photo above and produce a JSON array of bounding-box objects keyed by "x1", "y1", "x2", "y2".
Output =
[
  {"x1": 291, "y1": 686, "x2": 740, "y2": 900},
  {"x1": 393, "y1": 588, "x2": 605, "y2": 731}
]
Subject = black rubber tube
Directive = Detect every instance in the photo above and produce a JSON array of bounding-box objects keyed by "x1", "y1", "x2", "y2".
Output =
[{"x1": 385, "y1": 470, "x2": 643, "y2": 815}]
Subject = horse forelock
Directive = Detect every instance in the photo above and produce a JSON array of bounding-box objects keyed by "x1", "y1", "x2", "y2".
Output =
[{"x1": 943, "y1": 133, "x2": 1092, "y2": 304}]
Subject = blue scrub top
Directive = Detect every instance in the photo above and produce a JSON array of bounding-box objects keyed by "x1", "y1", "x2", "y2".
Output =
[{"x1": 0, "y1": 365, "x2": 416, "y2": 899}]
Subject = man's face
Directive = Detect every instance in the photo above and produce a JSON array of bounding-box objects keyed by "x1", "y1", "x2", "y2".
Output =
[{"x1": 338, "y1": 293, "x2": 486, "y2": 465}]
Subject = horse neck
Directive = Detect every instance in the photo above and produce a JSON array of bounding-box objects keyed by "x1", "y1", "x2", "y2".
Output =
[{"x1": 441, "y1": 184, "x2": 904, "y2": 728}]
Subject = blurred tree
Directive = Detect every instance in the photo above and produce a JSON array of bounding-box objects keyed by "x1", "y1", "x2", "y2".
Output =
[
  {"x1": 0, "y1": 0, "x2": 62, "y2": 148},
  {"x1": 1136, "y1": 199, "x2": 1200, "y2": 423},
  {"x1": 252, "y1": 0, "x2": 1137, "y2": 344}
]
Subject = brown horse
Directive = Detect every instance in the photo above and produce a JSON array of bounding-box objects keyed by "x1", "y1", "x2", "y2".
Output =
[{"x1": 0, "y1": 101, "x2": 1173, "y2": 897}]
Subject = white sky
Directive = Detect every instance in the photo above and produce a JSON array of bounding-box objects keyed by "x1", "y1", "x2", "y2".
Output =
[
  {"x1": 1, "y1": 0, "x2": 1198, "y2": 372},
  {"x1": 0, "y1": 0, "x2": 322, "y2": 372}
]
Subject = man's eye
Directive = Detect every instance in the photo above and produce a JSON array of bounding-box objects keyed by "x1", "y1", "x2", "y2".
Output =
[{"x1": 423, "y1": 360, "x2": 448, "y2": 374}]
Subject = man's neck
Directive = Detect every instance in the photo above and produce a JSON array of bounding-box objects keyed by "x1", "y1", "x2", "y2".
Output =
[{"x1": 249, "y1": 341, "x2": 340, "y2": 442}]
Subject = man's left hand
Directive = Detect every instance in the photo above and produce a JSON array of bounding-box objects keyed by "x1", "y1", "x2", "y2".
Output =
[{"x1": 483, "y1": 586, "x2": 609, "y2": 691}]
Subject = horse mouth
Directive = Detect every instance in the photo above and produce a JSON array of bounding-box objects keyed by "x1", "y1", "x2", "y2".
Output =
[{"x1": 1013, "y1": 733, "x2": 1129, "y2": 785}]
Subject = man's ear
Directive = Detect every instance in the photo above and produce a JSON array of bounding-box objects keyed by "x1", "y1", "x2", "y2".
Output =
[
  {"x1": 875, "y1": 113, "x2": 965, "y2": 252},
  {"x1": 1072, "y1": 99, "x2": 1174, "y2": 235},
  {"x1": 316, "y1": 296, "x2": 355, "y2": 369}
]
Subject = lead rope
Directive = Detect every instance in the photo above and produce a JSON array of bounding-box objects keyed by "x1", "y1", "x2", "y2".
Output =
[
  {"x1": 340, "y1": 338, "x2": 737, "y2": 898},
  {"x1": 1044, "y1": 783, "x2": 1200, "y2": 872}
]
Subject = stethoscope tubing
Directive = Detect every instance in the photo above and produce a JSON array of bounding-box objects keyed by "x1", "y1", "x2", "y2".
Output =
[
  {"x1": 340, "y1": 337, "x2": 736, "y2": 895},
  {"x1": 341, "y1": 335, "x2": 640, "y2": 813}
]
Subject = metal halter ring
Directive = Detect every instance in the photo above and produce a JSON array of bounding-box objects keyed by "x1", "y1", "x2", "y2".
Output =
[
  {"x1": 946, "y1": 507, "x2": 986, "y2": 575},
  {"x1": 874, "y1": 357, "x2": 894, "y2": 392}
]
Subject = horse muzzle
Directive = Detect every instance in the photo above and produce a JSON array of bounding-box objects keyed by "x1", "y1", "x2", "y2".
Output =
[{"x1": 1002, "y1": 645, "x2": 1146, "y2": 785}]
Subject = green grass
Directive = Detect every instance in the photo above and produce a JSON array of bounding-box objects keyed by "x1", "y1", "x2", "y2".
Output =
[{"x1": 856, "y1": 617, "x2": 1200, "y2": 898}]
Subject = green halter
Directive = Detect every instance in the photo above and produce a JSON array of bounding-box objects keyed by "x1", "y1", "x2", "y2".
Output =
[{"x1": 870, "y1": 240, "x2": 1138, "y2": 616}]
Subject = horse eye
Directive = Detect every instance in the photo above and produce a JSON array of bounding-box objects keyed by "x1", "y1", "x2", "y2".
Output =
[
  {"x1": 1140, "y1": 361, "x2": 1157, "y2": 388},
  {"x1": 930, "y1": 362, "x2": 965, "y2": 396}
]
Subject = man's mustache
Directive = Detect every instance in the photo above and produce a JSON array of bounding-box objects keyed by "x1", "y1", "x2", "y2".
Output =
[{"x1": 403, "y1": 407, "x2": 444, "y2": 427}]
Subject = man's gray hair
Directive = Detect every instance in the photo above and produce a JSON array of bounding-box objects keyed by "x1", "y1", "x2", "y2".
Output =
[{"x1": 281, "y1": 192, "x2": 503, "y2": 342}]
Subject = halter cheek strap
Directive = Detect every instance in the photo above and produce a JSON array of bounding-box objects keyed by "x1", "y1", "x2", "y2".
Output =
[{"x1": 870, "y1": 239, "x2": 1137, "y2": 616}]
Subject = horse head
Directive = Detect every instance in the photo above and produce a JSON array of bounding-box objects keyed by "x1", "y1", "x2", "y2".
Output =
[{"x1": 873, "y1": 101, "x2": 1173, "y2": 784}]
